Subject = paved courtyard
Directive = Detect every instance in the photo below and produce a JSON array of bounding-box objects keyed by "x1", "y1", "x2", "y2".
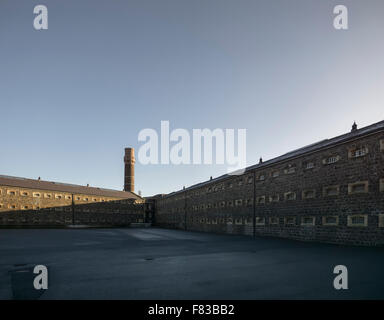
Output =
[{"x1": 0, "y1": 227, "x2": 383, "y2": 300}]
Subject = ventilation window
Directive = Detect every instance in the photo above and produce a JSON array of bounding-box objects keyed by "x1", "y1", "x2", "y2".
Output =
[
  {"x1": 269, "y1": 217, "x2": 279, "y2": 225},
  {"x1": 21, "y1": 191, "x2": 29, "y2": 196},
  {"x1": 33, "y1": 192, "x2": 41, "y2": 198},
  {"x1": 348, "y1": 181, "x2": 369, "y2": 194},
  {"x1": 301, "y1": 216, "x2": 315, "y2": 226},
  {"x1": 255, "y1": 217, "x2": 265, "y2": 225},
  {"x1": 55, "y1": 194, "x2": 63, "y2": 199},
  {"x1": 322, "y1": 216, "x2": 339, "y2": 226},
  {"x1": 65, "y1": 195, "x2": 72, "y2": 200},
  {"x1": 44, "y1": 193, "x2": 52, "y2": 199},
  {"x1": 285, "y1": 217, "x2": 296, "y2": 225},
  {"x1": 284, "y1": 192, "x2": 296, "y2": 201},
  {"x1": 323, "y1": 186, "x2": 339, "y2": 197},
  {"x1": 302, "y1": 190, "x2": 316, "y2": 199},
  {"x1": 256, "y1": 196, "x2": 266, "y2": 204},
  {"x1": 347, "y1": 215, "x2": 368, "y2": 227}
]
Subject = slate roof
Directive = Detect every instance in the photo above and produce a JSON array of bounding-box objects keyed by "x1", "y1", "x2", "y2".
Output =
[{"x1": 0, "y1": 175, "x2": 141, "y2": 200}]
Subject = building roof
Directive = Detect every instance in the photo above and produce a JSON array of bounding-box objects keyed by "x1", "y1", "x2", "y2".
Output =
[
  {"x1": 0, "y1": 175, "x2": 141, "y2": 200},
  {"x1": 164, "y1": 120, "x2": 384, "y2": 197}
]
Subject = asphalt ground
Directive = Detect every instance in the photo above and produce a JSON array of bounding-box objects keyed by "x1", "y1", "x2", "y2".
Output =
[{"x1": 0, "y1": 227, "x2": 383, "y2": 299}]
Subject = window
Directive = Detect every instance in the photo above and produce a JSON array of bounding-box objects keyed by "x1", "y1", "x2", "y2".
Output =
[
  {"x1": 235, "y1": 199, "x2": 243, "y2": 206},
  {"x1": 348, "y1": 181, "x2": 369, "y2": 194},
  {"x1": 7, "y1": 190, "x2": 16, "y2": 196},
  {"x1": 227, "y1": 200, "x2": 234, "y2": 207},
  {"x1": 8, "y1": 204, "x2": 17, "y2": 210},
  {"x1": 0, "y1": 203, "x2": 3, "y2": 209},
  {"x1": 269, "y1": 217, "x2": 279, "y2": 225},
  {"x1": 20, "y1": 191, "x2": 29, "y2": 196},
  {"x1": 235, "y1": 218, "x2": 243, "y2": 225},
  {"x1": 21, "y1": 205, "x2": 29, "y2": 210},
  {"x1": 33, "y1": 206, "x2": 41, "y2": 211},
  {"x1": 379, "y1": 214, "x2": 384, "y2": 228},
  {"x1": 305, "y1": 162, "x2": 315, "y2": 169},
  {"x1": 322, "y1": 216, "x2": 339, "y2": 226},
  {"x1": 255, "y1": 217, "x2": 265, "y2": 226},
  {"x1": 44, "y1": 193, "x2": 52, "y2": 199},
  {"x1": 65, "y1": 195, "x2": 72, "y2": 200},
  {"x1": 323, "y1": 155, "x2": 340, "y2": 165},
  {"x1": 238, "y1": 179, "x2": 243, "y2": 186},
  {"x1": 284, "y1": 166, "x2": 296, "y2": 174},
  {"x1": 33, "y1": 192, "x2": 41, "y2": 198},
  {"x1": 83, "y1": 198, "x2": 89, "y2": 201},
  {"x1": 349, "y1": 147, "x2": 368, "y2": 158},
  {"x1": 272, "y1": 171, "x2": 280, "y2": 178},
  {"x1": 55, "y1": 194, "x2": 63, "y2": 199},
  {"x1": 76, "y1": 196, "x2": 81, "y2": 201},
  {"x1": 323, "y1": 186, "x2": 339, "y2": 197},
  {"x1": 284, "y1": 217, "x2": 296, "y2": 225},
  {"x1": 269, "y1": 195, "x2": 280, "y2": 202},
  {"x1": 246, "y1": 199, "x2": 253, "y2": 206},
  {"x1": 247, "y1": 176, "x2": 253, "y2": 184},
  {"x1": 380, "y1": 139, "x2": 384, "y2": 151},
  {"x1": 259, "y1": 174, "x2": 265, "y2": 181},
  {"x1": 220, "y1": 201, "x2": 226, "y2": 207},
  {"x1": 380, "y1": 179, "x2": 384, "y2": 192},
  {"x1": 256, "y1": 196, "x2": 265, "y2": 204},
  {"x1": 284, "y1": 192, "x2": 296, "y2": 201},
  {"x1": 301, "y1": 217, "x2": 315, "y2": 226},
  {"x1": 302, "y1": 190, "x2": 316, "y2": 199},
  {"x1": 347, "y1": 215, "x2": 368, "y2": 227}
]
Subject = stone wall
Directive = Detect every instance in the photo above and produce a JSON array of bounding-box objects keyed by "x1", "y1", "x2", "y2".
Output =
[
  {"x1": 155, "y1": 132, "x2": 384, "y2": 246},
  {"x1": 0, "y1": 186, "x2": 145, "y2": 227}
]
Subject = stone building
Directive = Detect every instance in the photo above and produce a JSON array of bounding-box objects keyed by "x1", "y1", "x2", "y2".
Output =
[
  {"x1": 154, "y1": 120, "x2": 384, "y2": 246},
  {"x1": 0, "y1": 175, "x2": 144, "y2": 227}
]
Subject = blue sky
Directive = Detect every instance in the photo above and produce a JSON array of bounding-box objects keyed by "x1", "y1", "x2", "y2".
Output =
[{"x1": 1, "y1": 0, "x2": 383, "y2": 196}]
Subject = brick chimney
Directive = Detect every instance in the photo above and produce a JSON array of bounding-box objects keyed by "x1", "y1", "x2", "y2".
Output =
[{"x1": 124, "y1": 148, "x2": 135, "y2": 192}]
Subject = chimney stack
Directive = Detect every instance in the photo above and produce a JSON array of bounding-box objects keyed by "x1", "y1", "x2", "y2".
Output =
[{"x1": 124, "y1": 148, "x2": 135, "y2": 192}]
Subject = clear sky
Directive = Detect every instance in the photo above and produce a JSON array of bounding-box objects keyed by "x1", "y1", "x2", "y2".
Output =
[{"x1": 1, "y1": 0, "x2": 383, "y2": 196}]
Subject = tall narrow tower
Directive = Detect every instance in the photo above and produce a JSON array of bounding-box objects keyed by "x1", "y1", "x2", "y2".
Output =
[{"x1": 124, "y1": 147, "x2": 135, "y2": 193}]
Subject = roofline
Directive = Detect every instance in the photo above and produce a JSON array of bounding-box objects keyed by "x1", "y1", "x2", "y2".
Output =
[
  {"x1": 162, "y1": 119, "x2": 384, "y2": 198},
  {"x1": 0, "y1": 175, "x2": 142, "y2": 199}
]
